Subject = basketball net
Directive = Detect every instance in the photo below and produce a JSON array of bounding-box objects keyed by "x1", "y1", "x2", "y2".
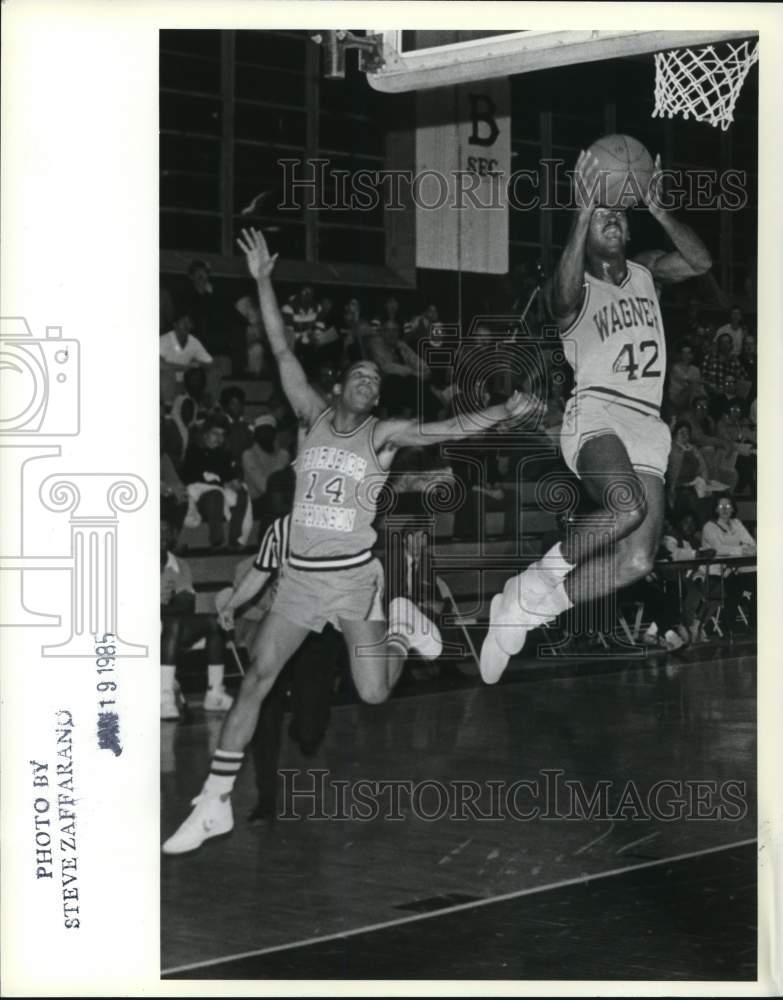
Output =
[{"x1": 652, "y1": 40, "x2": 759, "y2": 131}]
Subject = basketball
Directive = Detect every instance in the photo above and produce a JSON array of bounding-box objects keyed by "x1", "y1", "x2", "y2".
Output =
[{"x1": 586, "y1": 134, "x2": 655, "y2": 207}]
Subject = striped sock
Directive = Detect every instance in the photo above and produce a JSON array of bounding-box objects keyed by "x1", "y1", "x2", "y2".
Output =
[{"x1": 203, "y1": 749, "x2": 244, "y2": 796}]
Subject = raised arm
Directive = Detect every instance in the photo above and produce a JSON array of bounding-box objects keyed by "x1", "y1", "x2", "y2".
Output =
[
  {"x1": 545, "y1": 149, "x2": 602, "y2": 331},
  {"x1": 236, "y1": 228, "x2": 326, "y2": 427},
  {"x1": 634, "y1": 156, "x2": 712, "y2": 283},
  {"x1": 373, "y1": 390, "x2": 538, "y2": 454}
]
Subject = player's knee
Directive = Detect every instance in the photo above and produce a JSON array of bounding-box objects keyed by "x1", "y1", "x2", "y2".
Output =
[{"x1": 625, "y1": 545, "x2": 655, "y2": 582}]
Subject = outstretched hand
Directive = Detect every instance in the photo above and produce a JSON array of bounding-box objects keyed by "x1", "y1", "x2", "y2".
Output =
[
  {"x1": 237, "y1": 227, "x2": 279, "y2": 281},
  {"x1": 574, "y1": 149, "x2": 602, "y2": 213},
  {"x1": 502, "y1": 389, "x2": 542, "y2": 423},
  {"x1": 642, "y1": 154, "x2": 666, "y2": 218}
]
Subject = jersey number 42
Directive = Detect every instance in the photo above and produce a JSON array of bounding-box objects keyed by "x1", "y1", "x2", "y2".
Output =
[{"x1": 612, "y1": 341, "x2": 661, "y2": 381}]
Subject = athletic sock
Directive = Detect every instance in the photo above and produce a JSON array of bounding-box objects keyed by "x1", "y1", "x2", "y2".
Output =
[
  {"x1": 161, "y1": 664, "x2": 176, "y2": 695},
  {"x1": 531, "y1": 580, "x2": 574, "y2": 619},
  {"x1": 207, "y1": 663, "x2": 224, "y2": 691},
  {"x1": 203, "y1": 749, "x2": 244, "y2": 796},
  {"x1": 536, "y1": 542, "x2": 575, "y2": 586}
]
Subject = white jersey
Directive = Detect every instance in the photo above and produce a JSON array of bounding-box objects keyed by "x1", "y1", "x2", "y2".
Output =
[{"x1": 562, "y1": 260, "x2": 665, "y2": 416}]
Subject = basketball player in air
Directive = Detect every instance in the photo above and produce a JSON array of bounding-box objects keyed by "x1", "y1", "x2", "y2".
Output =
[
  {"x1": 164, "y1": 228, "x2": 534, "y2": 853},
  {"x1": 480, "y1": 148, "x2": 713, "y2": 682}
]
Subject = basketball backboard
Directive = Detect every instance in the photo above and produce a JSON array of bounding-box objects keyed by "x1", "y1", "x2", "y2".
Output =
[{"x1": 359, "y1": 30, "x2": 758, "y2": 93}]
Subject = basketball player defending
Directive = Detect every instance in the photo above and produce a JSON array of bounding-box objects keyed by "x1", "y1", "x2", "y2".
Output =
[
  {"x1": 480, "y1": 150, "x2": 712, "y2": 682},
  {"x1": 164, "y1": 228, "x2": 534, "y2": 853}
]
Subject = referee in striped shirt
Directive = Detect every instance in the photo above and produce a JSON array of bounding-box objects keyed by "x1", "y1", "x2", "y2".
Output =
[{"x1": 217, "y1": 513, "x2": 343, "y2": 822}]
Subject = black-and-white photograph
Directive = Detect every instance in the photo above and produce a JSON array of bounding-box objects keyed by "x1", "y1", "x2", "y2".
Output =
[
  {"x1": 3, "y1": 5, "x2": 780, "y2": 994},
  {"x1": 157, "y1": 25, "x2": 764, "y2": 982}
]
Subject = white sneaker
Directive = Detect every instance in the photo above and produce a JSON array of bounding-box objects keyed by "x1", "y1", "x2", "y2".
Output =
[
  {"x1": 161, "y1": 691, "x2": 180, "y2": 721},
  {"x1": 388, "y1": 597, "x2": 442, "y2": 659},
  {"x1": 663, "y1": 629, "x2": 685, "y2": 651},
  {"x1": 480, "y1": 594, "x2": 531, "y2": 685},
  {"x1": 480, "y1": 566, "x2": 559, "y2": 684},
  {"x1": 162, "y1": 792, "x2": 234, "y2": 855},
  {"x1": 203, "y1": 687, "x2": 233, "y2": 712}
]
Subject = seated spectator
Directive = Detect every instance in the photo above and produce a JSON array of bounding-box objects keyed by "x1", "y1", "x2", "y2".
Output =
[
  {"x1": 182, "y1": 259, "x2": 234, "y2": 385},
  {"x1": 716, "y1": 403, "x2": 756, "y2": 496},
  {"x1": 701, "y1": 496, "x2": 756, "y2": 637},
  {"x1": 309, "y1": 296, "x2": 343, "y2": 372},
  {"x1": 235, "y1": 294, "x2": 266, "y2": 377},
  {"x1": 677, "y1": 395, "x2": 728, "y2": 478},
  {"x1": 377, "y1": 295, "x2": 402, "y2": 341},
  {"x1": 163, "y1": 367, "x2": 214, "y2": 467},
  {"x1": 159, "y1": 309, "x2": 213, "y2": 405},
  {"x1": 666, "y1": 421, "x2": 716, "y2": 519},
  {"x1": 241, "y1": 414, "x2": 291, "y2": 522},
  {"x1": 311, "y1": 365, "x2": 339, "y2": 408},
  {"x1": 366, "y1": 316, "x2": 433, "y2": 418},
  {"x1": 635, "y1": 571, "x2": 691, "y2": 651},
  {"x1": 341, "y1": 300, "x2": 373, "y2": 366},
  {"x1": 738, "y1": 332, "x2": 757, "y2": 401},
  {"x1": 218, "y1": 386, "x2": 254, "y2": 466},
  {"x1": 282, "y1": 284, "x2": 318, "y2": 343},
  {"x1": 181, "y1": 416, "x2": 252, "y2": 550},
  {"x1": 713, "y1": 306, "x2": 747, "y2": 356},
  {"x1": 160, "y1": 519, "x2": 232, "y2": 720},
  {"x1": 161, "y1": 437, "x2": 188, "y2": 533},
  {"x1": 710, "y1": 375, "x2": 748, "y2": 421},
  {"x1": 666, "y1": 343, "x2": 703, "y2": 416},
  {"x1": 661, "y1": 511, "x2": 713, "y2": 643},
  {"x1": 701, "y1": 334, "x2": 748, "y2": 406},
  {"x1": 403, "y1": 302, "x2": 439, "y2": 348}
]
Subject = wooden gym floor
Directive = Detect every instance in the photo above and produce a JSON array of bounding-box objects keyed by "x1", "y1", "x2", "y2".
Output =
[{"x1": 161, "y1": 644, "x2": 756, "y2": 981}]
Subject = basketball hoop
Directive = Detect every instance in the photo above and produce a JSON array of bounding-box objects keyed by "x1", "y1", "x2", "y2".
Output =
[{"x1": 652, "y1": 39, "x2": 759, "y2": 131}]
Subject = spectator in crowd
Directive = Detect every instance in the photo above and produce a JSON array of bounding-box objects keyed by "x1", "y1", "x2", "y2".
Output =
[
  {"x1": 183, "y1": 259, "x2": 234, "y2": 386},
  {"x1": 701, "y1": 334, "x2": 748, "y2": 406},
  {"x1": 160, "y1": 414, "x2": 189, "y2": 531},
  {"x1": 661, "y1": 511, "x2": 714, "y2": 644},
  {"x1": 341, "y1": 299, "x2": 375, "y2": 366},
  {"x1": 716, "y1": 403, "x2": 756, "y2": 496},
  {"x1": 159, "y1": 309, "x2": 213, "y2": 405},
  {"x1": 308, "y1": 295, "x2": 343, "y2": 373},
  {"x1": 241, "y1": 414, "x2": 291, "y2": 522},
  {"x1": 218, "y1": 386, "x2": 254, "y2": 466},
  {"x1": 713, "y1": 305, "x2": 747, "y2": 356},
  {"x1": 738, "y1": 332, "x2": 757, "y2": 402},
  {"x1": 636, "y1": 567, "x2": 691, "y2": 651},
  {"x1": 183, "y1": 260, "x2": 221, "y2": 353},
  {"x1": 160, "y1": 519, "x2": 232, "y2": 720},
  {"x1": 666, "y1": 343, "x2": 703, "y2": 416},
  {"x1": 311, "y1": 365, "x2": 339, "y2": 408},
  {"x1": 678, "y1": 395, "x2": 725, "y2": 471},
  {"x1": 403, "y1": 302, "x2": 439, "y2": 348},
  {"x1": 235, "y1": 294, "x2": 266, "y2": 377},
  {"x1": 215, "y1": 513, "x2": 342, "y2": 822},
  {"x1": 163, "y1": 366, "x2": 214, "y2": 468},
  {"x1": 282, "y1": 284, "x2": 318, "y2": 343},
  {"x1": 366, "y1": 313, "x2": 433, "y2": 417},
  {"x1": 377, "y1": 295, "x2": 402, "y2": 340},
  {"x1": 665, "y1": 421, "x2": 714, "y2": 519},
  {"x1": 711, "y1": 374, "x2": 749, "y2": 422},
  {"x1": 701, "y1": 496, "x2": 756, "y2": 638},
  {"x1": 181, "y1": 416, "x2": 252, "y2": 550}
]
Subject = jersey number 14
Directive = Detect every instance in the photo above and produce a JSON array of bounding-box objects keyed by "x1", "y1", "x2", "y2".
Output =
[{"x1": 612, "y1": 340, "x2": 661, "y2": 381}]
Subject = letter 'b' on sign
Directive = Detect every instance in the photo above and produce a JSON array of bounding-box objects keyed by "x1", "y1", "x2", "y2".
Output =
[{"x1": 468, "y1": 94, "x2": 499, "y2": 146}]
